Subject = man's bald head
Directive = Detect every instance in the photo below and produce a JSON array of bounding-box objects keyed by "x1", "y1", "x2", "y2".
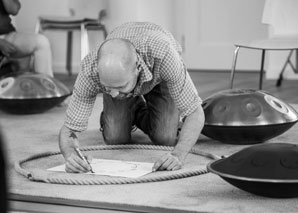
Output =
[{"x1": 97, "y1": 39, "x2": 138, "y2": 87}]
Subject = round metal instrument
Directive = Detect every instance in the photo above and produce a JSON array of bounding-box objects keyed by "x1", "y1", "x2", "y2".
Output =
[
  {"x1": 0, "y1": 72, "x2": 72, "y2": 114},
  {"x1": 207, "y1": 143, "x2": 298, "y2": 198},
  {"x1": 202, "y1": 89, "x2": 298, "y2": 144}
]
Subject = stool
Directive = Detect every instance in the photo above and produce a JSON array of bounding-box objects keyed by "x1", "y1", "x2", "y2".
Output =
[
  {"x1": 0, "y1": 54, "x2": 5, "y2": 68},
  {"x1": 35, "y1": 11, "x2": 107, "y2": 76}
]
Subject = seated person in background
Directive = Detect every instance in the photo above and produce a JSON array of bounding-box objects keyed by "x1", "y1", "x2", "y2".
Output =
[
  {"x1": 0, "y1": 0, "x2": 53, "y2": 77},
  {"x1": 0, "y1": 128, "x2": 7, "y2": 212},
  {"x1": 59, "y1": 22, "x2": 205, "y2": 173}
]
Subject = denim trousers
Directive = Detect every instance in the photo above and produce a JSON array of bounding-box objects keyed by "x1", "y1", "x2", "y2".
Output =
[{"x1": 100, "y1": 82, "x2": 180, "y2": 146}]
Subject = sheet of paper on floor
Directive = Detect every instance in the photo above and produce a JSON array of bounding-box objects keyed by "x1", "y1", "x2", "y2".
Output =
[{"x1": 48, "y1": 158, "x2": 154, "y2": 178}]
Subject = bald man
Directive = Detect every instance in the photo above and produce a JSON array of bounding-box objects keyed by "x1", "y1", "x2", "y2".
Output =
[{"x1": 59, "y1": 22, "x2": 205, "y2": 173}]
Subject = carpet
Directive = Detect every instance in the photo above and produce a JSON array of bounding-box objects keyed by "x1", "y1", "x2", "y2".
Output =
[{"x1": 2, "y1": 95, "x2": 298, "y2": 213}]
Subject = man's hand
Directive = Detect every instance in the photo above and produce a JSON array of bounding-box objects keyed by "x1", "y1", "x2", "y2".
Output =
[
  {"x1": 0, "y1": 39, "x2": 17, "y2": 57},
  {"x1": 151, "y1": 106, "x2": 205, "y2": 172},
  {"x1": 152, "y1": 153, "x2": 183, "y2": 171},
  {"x1": 65, "y1": 151, "x2": 93, "y2": 173},
  {"x1": 59, "y1": 125, "x2": 93, "y2": 173}
]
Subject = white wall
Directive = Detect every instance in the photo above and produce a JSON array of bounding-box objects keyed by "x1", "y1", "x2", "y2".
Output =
[
  {"x1": 105, "y1": 0, "x2": 175, "y2": 33},
  {"x1": 179, "y1": 0, "x2": 268, "y2": 71}
]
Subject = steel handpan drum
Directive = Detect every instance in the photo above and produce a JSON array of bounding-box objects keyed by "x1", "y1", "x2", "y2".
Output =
[
  {"x1": 0, "y1": 72, "x2": 72, "y2": 114},
  {"x1": 207, "y1": 143, "x2": 298, "y2": 198},
  {"x1": 202, "y1": 89, "x2": 298, "y2": 144}
]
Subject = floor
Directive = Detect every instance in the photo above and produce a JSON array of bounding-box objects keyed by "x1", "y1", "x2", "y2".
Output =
[{"x1": 10, "y1": 71, "x2": 298, "y2": 213}]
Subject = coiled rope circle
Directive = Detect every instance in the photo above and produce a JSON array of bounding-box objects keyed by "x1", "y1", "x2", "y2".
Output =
[{"x1": 15, "y1": 144, "x2": 220, "y2": 185}]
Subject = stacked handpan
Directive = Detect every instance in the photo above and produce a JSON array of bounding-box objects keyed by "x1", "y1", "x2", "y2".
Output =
[{"x1": 208, "y1": 143, "x2": 298, "y2": 198}]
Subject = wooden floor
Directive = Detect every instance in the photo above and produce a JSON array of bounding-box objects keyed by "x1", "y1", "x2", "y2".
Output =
[{"x1": 56, "y1": 70, "x2": 298, "y2": 104}]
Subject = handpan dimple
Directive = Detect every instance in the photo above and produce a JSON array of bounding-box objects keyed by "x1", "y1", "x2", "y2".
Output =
[
  {"x1": 251, "y1": 157, "x2": 274, "y2": 168},
  {"x1": 20, "y1": 79, "x2": 33, "y2": 91},
  {"x1": 241, "y1": 98, "x2": 262, "y2": 117},
  {"x1": 0, "y1": 77, "x2": 14, "y2": 95},
  {"x1": 280, "y1": 156, "x2": 298, "y2": 169},
  {"x1": 202, "y1": 89, "x2": 298, "y2": 144},
  {"x1": 40, "y1": 78, "x2": 57, "y2": 91},
  {"x1": 212, "y1": 100, "x2": 231, "y2": 117}
]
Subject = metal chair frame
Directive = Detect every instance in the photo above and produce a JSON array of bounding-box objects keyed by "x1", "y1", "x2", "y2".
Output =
[{"x1": 230, "y1": 40, "x2": 298, "y2": 90}]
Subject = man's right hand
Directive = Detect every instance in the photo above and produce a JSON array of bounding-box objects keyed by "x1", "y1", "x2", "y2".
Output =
[
  {"x1": 64, "y1": 151, "x2": 93, "y2": 173},
  {"x1": 0, "y1": 39, "x2": 17, "y2": 57},
  {"x1": 59, "y1": 125, "x2": 92, "y2": 173}
]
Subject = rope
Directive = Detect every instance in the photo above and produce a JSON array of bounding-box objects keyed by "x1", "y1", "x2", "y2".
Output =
[{"x1": 15, "y1": 144, "x2": 220, "y2": 185}]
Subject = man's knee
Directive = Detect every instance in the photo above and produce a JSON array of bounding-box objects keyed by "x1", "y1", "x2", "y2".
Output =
[
  {"x1": 100, "y1": 111, "x2": 132, "y2": 145},
  {"x1": 150, "y1": 130, "x2": 177, "y2": 146},
  {"x1": 36, "y1": 34, "x2": 50, "y2": 49},
  {"x1": 103, "y1": 131, "x2": 131, "y2": 145}
]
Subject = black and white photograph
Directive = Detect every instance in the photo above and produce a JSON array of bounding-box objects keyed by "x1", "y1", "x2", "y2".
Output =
[{"x1": 1, "y1": 0, "x2": 298, "y2": 212}]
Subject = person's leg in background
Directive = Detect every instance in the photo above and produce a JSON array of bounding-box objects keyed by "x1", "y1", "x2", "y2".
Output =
[
  {"x1": 0, "y1": 129, "x2": 7, "y2": 212},
  {"x1": 4, "y1": 31, "x2": 53, "y2": 77},
  {"x1": 134, "y1": 82, "x2": 180, "y2": 146}
]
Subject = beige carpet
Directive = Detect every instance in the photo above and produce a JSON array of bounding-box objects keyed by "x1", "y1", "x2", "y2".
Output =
[{"x1": 2, "y1": 95, "x2": 298, "y2": 213}]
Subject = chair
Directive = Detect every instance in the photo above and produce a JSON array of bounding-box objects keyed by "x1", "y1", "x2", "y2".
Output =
[
  {"x1": 35, "y1": 10, "x2": 107, "y2": 76},
  {"x1": 0, "y1": 54, "x2": 5, "y2": 69},
  {"x1": 230, "y1": 0, "x2": 298, "y2": 90},
  {"x1": 0, "y1": 54, "x2": 11, "y2": 77}
]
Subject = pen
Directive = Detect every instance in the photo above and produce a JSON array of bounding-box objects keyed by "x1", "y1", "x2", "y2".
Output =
[{"x1": 74, "y1": 147, "x2": 95, "y2": 173}]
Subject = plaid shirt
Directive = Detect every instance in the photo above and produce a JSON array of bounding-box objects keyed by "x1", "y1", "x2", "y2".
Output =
[{"x1": 65, "y1": 22, "x2": 202, "y2": 131}]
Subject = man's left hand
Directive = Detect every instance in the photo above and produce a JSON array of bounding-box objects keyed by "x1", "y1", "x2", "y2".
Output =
[{"x1": 152, "y1": 152, "x2": 183, "y2": 171}]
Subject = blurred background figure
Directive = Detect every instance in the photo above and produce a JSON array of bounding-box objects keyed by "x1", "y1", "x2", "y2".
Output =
[
  {"x1": 0, "y1": 128, "x2": 7, "y2": 212},
  {"x1": 0, "y1": 0, "x2": 53, "y2": 77}
]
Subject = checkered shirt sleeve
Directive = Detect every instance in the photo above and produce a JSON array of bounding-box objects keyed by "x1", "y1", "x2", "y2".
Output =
[
  {"x1": 160, "y1": 45, "x2": 202, "y2": 118},
  {"x1": 64, "y1": 52, "x2": 102, "y2": 131}
]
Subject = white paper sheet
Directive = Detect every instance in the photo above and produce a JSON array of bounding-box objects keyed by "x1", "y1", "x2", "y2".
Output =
[{"x1": 48, "y1": 159, "x2": 154, "y2": 178}]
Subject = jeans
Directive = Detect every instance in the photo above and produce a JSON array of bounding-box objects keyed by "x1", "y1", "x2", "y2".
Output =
[{"x1": 100, "y1": 82, "x2": 180, "y2": 146}]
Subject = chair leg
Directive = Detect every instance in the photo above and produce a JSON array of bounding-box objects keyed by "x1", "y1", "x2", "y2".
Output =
[
  {"x1": 80, "y1": 23, "x2": 89, "y2": 60},
  {"x1": 34, "y1": 18, "x2": 41, "y2": 34},
  {"x1": 259, "y1": 50, "x2": 265, "y2": 90},
  {"x1": 276, "y1": 50, "x2": 295, "y2": 87},
  {"x1": 66, "y1": 31, "x2": 73, "y2": 76},
  {"x1": 102, "y1": 26, "x2": 108, "y2": 39},
  {"x1": 295, "y1": 49, "x2": 298, "y2": 73},
  {"x1": 230, "y1": 46, "x2": 240, "y2": 89},
  {"x1": 0, "y1": 55, "x2": 6, "y2": 69}
]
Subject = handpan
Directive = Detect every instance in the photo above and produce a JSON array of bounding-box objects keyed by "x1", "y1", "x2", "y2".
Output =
[
  {"x1": 202, "y1": 89, "x2": 298, "y2": 144},
  {"x1": 207, "y1": 143, "x2": 298, "y2": 198},
  {"x1": 0, "y1": 72, "x2": 72, "y2": 114}
]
